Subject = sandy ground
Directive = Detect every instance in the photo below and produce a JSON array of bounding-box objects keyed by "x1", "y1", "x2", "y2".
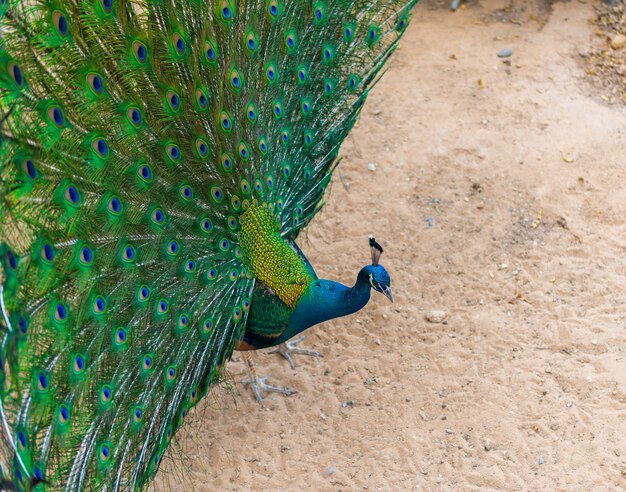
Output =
[{"x1": 155, "y1": 1, "x2": 626, "y2": 490}]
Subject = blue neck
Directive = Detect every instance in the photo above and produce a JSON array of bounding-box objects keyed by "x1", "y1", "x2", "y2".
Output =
[{"x1": 280, "y1": 266, "x2": 374, "y2": 343}]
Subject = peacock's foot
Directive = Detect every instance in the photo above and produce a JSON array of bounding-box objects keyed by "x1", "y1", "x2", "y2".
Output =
[
  {"x1": 268, "y1": 336, "x2": 324, "y2": 370},
  {"x1": 242, "y1": 375, "x2": 297, "y2": 406}
]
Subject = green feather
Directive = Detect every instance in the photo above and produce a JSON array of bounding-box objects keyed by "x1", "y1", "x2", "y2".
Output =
[{"x1": 0, "y1": 0, "x2": 418, "y2": 488}]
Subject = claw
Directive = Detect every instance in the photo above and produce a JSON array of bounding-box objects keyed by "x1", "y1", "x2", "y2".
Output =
[
  {"x1": 242, "y1": 375, "x2": 297, "y2": 406},
  {"x1": 268, "y1": 336, "x2": 324, "y2": 370},
  {"x1": 242, "y1": 351, "x2": 297, "y2": 406}
]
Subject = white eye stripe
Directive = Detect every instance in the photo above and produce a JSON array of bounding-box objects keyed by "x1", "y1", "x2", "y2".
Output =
[{"x1": 369, "y1": 274, "x2": 382, "y2": 290}]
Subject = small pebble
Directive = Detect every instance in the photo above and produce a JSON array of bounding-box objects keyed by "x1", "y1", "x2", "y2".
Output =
[
  {"x1": 426, "y1": 310, "x2": 447, "y2": 323},
  {"x1": 484, "y1": 440, "x2": 492, "y2": 451},
  {"x1": 538, "y1": 456, "x2": 545, "y2": 465},
  {"x1": 341, "y1": 400, "x2": 356, "y2": 408},
  {"x1": 497, "y1": 48, "x2": 513, "y2": 58},
  {"x1": 364, "y1": 375, "x2": 379, "y2": 386},
  {"x1": 445, "y1": 429, "x2": 454, "y2": 435},
  {"x1": 609, "y1": 33, "x2": 625, "y2": 50},
  {"x1": 367, "y1": 162, "x2": 377, "y2": 172},
  {"x1": 325, "y1": 466, "x2": 336, "y2": 477},
  {"x1": 426, "y1": 216, "x2": 434, "y2": 229}
]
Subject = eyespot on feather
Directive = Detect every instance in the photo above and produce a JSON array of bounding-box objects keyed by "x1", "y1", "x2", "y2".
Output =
[
  {"x1": 195, "y1": 89, "x2": 208, "y2": 110},
  {"x1": 132, "y1": 40, "x2": 148, "y2": 64},
  {"x1": 204, "y1": 39, "x2": 218, "y2": 62},
  {"x1": 79, "y1": 245, "x2": 94, "y2": 265},
  {"x1": 52, "y1": 11, "x2": 69, "y2": 37},
  {"x1": 267, "y1": 0, "x2": 280, "y2": 18},
  {"x1": 100, "y1": 0, "x2": 113, "y2": 13},
  {"x1": 240, "y1": 179, "x2": 251, "y2": 195},
  {"x1": 137, "y1": 285, "x2": 150, "y2": 302},
  {"x1": 132, "y1": 406, "x2": 143, "y2": 423},
  {"x1": 172, "y1": 33, "x2": 186, "y2": 55},
  {"x1": 195, "y1": 138, "x2": 209, "y2": 158},
  {"x1": 72, "y1": 354, "x2": 86, "y2": 374},
  {"x1": 98, "y1": 443, "x2": 112, "y2": 464},
  {"x1": 184, "y1": 259, "x2": 196, "y2": 273},
  {"x1": 48, "y1": 106, "x2": 65, "y2": 128},
  {"x1": 7, "y1": 62, "x2": 24, "y2": 87},
  {"x1": 238, "y1": 142, "x2": 250, "y2": 160},
  {"x1": 57, "y1": 404, "x2": 70, "y2": 425},
  {"x1": 142, "y1": 354, "x2": 154, "y2": 372},
  {"x1": 92, "y1": 138, "x2": 108, "y2": 157},
  {"x1": 37, "y1": 372, "x2": 49, "y2": 392},
  {"x1": 167, "y1": 144, "x2": 181, "y2": 161},
  {"x1": 21, "y1": 158, "x2": 37, "y2": 179},
  {"x1": 221, "y1": 152, "x2": 234, "y2": 172},
  {"x1": 284, "y1": 29, "x2": 297, "y2": 51},
  {"x1": 313, "y1": 2, "x2": 326, "y2": 25},
  {"x1": 93, "y1": 296, "x2": 106, "y2": 314},
  {"x1": 165, "y1": 366, "x2": 177, "y2": 382},
  {"x1": 121, "y1": 244, "x2": 135, "y2": 262},
  {"x1": 210, "y1": 186, "x2": 223, "y2": 203},
  {"x1": 137, "y1": 163, "x2": 153, "y2": 183},
  {"x1": 201, "y1": 318, "x2": 214, "y2": 334},
  {"x1": 219, "y1": 111, "x2": 233, "y2": 132},
  {"x1": 180, "y1": 185, "x2": 193, "y2": 200},
  {"x1": 199, "y1": 217, "x2": 212, "y2": 233},
  {"x1": 296, "y1": 66, "x2": 308, "y2": 84},
  {"x1": 273, "y1": 100, "x2": 283, "y2": 118},
  {"x1": 245, "y1": 30, "x2": 258, "y2": 52},
  {"x1": 166, "y1": 90, "x2": 180, "y2": 111},
  {"x1": 87, "y1": 72, "x2": 104, "y2": 95},
  {"x1": 229, "y1": 68, "x2": 243, "y2": 91},
  {"x1": 246, "y1": 102, "x2": 257, "y2": 123},
  {"x1": 100, "y1": 385, "x2": 113, "y2": 404},
  {"x1": 219, "y1": 0, "x2": 233, "y2": 21},
  {"x1": 114, "y1": 327, "x2": 127, "y2": 346},
  {"x1": 127, "y1": 107, "x2": 142, "y2": 127}
]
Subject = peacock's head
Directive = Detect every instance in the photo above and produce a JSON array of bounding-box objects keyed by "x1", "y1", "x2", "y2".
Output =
[{"x1": 367, "y1": 237, "x2": 394, "y2": 303}]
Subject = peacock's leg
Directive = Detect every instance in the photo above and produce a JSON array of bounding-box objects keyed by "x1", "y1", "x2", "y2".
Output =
[
  {"x1": 241, "y1": 352, "x2": 297, "y2": 406},
  {"x1": 268, "y1": 336, "x2": 324, "y2": 370}
]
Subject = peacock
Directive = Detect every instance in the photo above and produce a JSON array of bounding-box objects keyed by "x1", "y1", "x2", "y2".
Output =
[{"x1": 0, "y1": 0, "x2": 415, "y2": 489}]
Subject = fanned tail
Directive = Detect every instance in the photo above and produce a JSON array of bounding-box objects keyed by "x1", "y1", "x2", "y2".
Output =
[{"x1": 0, "y1": 0, "x2": 418, "y2": 489}]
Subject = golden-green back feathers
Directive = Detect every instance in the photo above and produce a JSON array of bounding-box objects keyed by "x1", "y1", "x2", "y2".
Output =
[{"x1": 239, "y1": 204, "x2": 313, "y2": 309}]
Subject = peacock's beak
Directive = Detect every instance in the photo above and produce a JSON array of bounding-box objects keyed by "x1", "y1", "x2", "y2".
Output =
[{"x1": 382, "y1": 286, "x2": 394, "y2": 303}]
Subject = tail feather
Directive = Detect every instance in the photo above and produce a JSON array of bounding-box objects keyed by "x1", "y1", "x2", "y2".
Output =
[{"x1": 0, "y1": 0, "x2": 418, "y2": 489}]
